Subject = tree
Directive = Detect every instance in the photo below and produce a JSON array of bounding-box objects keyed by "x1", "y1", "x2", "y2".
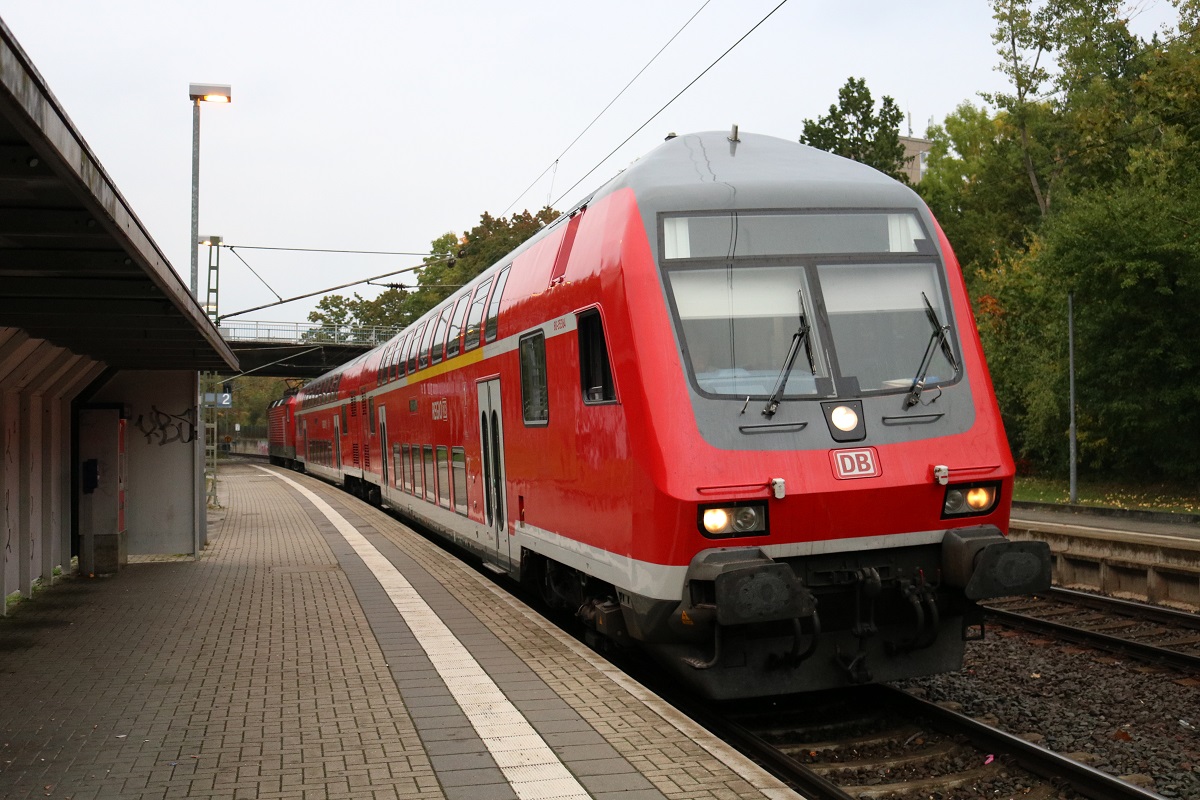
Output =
[
  {"x1": 984, "y1": 0, "x2": 1059, "y2": 216},
  {"x1": 934, "y1": 3, "x2": 1200, "y2": 483},
  {"x1": 978, "y1": 176, "x2": 1200, "y2": 481},
  {"x1": 307, "y1": 208, "x2": 559, "y2": 332},
  {"x1": 971, "y1": 8, "x2": 1200, "y2": 480},
  {"x1": 799, "y1": 77, "x2": 909, "y2": 181},
  {"x1": 918, "y1": 103, "x2": 1041, "y2": 287}
]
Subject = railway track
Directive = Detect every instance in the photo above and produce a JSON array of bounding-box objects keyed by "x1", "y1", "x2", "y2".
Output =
[
  {"x1": 283, "y1": 476, "x2": 1190, "y2": 797},
  {"x1": 701, "y1": 685, "x2": 1164, "y2": 800},
  {"x1": 984, "y1": 587, "x2": 1200, "y2": 673}
]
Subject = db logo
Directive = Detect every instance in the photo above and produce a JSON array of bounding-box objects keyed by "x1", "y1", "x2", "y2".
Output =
[{"x1": 831, "y1": 448, "x2": 880, "y2": 480}]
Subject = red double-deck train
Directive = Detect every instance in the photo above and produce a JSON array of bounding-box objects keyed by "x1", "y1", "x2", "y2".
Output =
[{"x1": 268, "y1": 130, "x2": 1050, "y2": 699}]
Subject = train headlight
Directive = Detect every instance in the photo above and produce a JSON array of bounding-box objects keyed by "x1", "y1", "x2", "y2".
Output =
[
  {"x1": 830, "y1": 405, "x2": 859, "y2": 432},
  {"x1": 699, "y1": 503, "x2": 768, "y2": 538},
  {"x1": 702, "y1": 508, "x2": 730, "y2": 534},
  {"x1": 942, "y1": 482, "x2": 1000, "y2": 518}
]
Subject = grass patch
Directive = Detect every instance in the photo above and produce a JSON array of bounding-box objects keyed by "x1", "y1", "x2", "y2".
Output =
[{"x1": 1013, "y1": 476, "x2": 1199, "y2": 515}]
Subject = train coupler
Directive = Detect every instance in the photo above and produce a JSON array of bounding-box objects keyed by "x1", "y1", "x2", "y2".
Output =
[
  {"x1": 766, "y1": 612, "x2": 822, "y2": 670},
  {"x1": 887, "y1": 582, "x2": 941, "y2": 654},
  {"x1": 835, "y1": 646, "x2": 872, "y2": 684}
]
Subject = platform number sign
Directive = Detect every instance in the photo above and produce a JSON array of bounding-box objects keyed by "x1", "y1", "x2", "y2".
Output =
[{"x1": 203, "y1": 392, "x2": 233, "y2": 408}]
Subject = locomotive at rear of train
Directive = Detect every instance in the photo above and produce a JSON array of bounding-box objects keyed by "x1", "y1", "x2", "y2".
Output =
[{"x1": 268, "y1": 131, "x2": 1051, "y2": 699}]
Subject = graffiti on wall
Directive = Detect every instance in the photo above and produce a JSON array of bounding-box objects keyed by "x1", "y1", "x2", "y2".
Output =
[{"x1": 133, "y1": 406, "x2": 198, "y2": 446}]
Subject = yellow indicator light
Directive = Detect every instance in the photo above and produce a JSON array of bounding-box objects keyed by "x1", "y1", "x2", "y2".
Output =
[
  {"x1": 966, "y1": 486, "x2": 995, "y2": 511},
  {"x1": 703, "y1": 508, "x2": 730, "y2": 534}
]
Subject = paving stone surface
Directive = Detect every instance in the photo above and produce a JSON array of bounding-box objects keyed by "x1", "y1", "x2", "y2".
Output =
[{"x1": 0, "y1": 462, "x2": 798, "y2": 800}]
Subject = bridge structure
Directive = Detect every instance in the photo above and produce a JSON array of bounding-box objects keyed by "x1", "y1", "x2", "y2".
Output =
[{"x1": 218, "y1": 319, "x2": 401, "y2": 378}]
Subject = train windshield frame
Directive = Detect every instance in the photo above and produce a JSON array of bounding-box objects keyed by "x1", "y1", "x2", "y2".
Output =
[{"x1": 660, "y1": 209, "x2": 962, "y2": 401}]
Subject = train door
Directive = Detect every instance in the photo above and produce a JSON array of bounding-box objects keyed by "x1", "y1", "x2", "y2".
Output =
[
  {"x1": 378, "y1": 405, "x2": 389, "y2": 487},
  {"x1": 333, "y1": 412, "x2": 342, "y2": 467},
  {"x1": 477, "y1": 378, "x2": 508, "y2": 562}
]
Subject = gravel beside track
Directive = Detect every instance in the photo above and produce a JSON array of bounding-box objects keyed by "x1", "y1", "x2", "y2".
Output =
[{"x1": 898, "y1": 627, "x2": 1200, "y2": 798}]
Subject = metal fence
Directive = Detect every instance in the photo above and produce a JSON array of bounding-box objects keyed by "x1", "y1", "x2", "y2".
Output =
[{"x1": 218, "y1": 320, "x2": 402, "y2": 346}]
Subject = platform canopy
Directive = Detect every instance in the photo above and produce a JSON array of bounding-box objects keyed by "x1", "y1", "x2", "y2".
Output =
[{"x1": 0, "y1": 18, "x2": 237, "y2": 372}]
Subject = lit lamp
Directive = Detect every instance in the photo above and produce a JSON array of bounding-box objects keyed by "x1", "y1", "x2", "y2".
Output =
[{"x1": 188, "y1": 83, "x2": 232, "y2": 300}]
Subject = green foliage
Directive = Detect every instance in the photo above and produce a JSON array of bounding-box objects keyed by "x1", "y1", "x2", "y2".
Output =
[
  {"x1": 227, "y1": 376, "x2": 292, "y2": 429},
  {"x1": 307, "y1": 208, "x2": 559, "y2": 331},
  {"x1": 799, "y1": 77, "x2": 909, "y2": 181},
  {"x1": 931, "y1": 3, "x2": 1200, "y2": 483},
  {"x1": 918, "y1": 103, "x2": 1041, "y2": 287}
]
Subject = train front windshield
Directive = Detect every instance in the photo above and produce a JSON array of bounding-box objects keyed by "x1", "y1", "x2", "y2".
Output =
[{"x1": 661, "y1": 211, "x2": 960, "y2": 399}]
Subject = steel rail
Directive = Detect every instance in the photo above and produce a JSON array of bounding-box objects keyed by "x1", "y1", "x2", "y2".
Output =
[
  {"x1": 1044, "y1": 586, "x2": 1200, "y2": 629},
  {"x1": 986, "y1": 601, "x2": 1200, "y2": 674},
  {"x1": 878, "y1": 686, "x2": 1165, "y2": 800},
  {"x1": 707, "y1": 715, "x2": 856, "y2": 800}
]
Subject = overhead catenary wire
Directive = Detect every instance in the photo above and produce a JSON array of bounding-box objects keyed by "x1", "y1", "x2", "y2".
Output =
[
  {"x1": 218, "y1": 264, "x2": 426, "y2": 322},
  {"x1": 551, "y1": 0, "x2": 792, "y2": 209},
  {"x1": 220, "y1": 244, "x2": 430, "y2": 256},
  {"x1": 228, "y1": 246, "x2": 282, "y2": 303},
  {"x1": 500, "y1": 0, "x2": 714, "y2": 217}
]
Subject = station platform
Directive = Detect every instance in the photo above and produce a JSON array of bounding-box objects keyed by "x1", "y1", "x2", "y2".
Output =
[{"x1": 0, "y1": 462, "x2": 799, "y2": 800}]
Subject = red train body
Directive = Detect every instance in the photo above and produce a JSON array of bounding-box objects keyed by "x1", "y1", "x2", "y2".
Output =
[
  {"x1": 266, "y1": 392, "x2": 298, "y2": 468},
  {"x1": 272, "y1": 132, "x2": 1050, "y2": 699}
]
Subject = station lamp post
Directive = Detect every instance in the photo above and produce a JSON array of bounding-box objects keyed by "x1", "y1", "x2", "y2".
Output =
[
  {"x1": 188, "y1": 83, "x2": 231, "y2": 299},
  {"x1": 199, "y1": 234, "x2": 223, "y2": 325},
  {"x1": 189, "y1": 83, "x2": 230, "y2": 521}
]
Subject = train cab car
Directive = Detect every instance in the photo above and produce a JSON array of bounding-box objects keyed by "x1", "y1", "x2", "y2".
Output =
[
  {"x1": 266, "y1": 392, "x2": 298, "y2": 469},
  {"x1": 283, "y1": 131, "x2": 1051, "y2": 699}
]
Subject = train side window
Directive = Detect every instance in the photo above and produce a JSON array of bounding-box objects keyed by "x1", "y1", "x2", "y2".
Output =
[
  {"x1": 578, "y1": 309, "x2": 616, "y2": 404},
  {"x1": 519, "y1": 330, "x2": 549, "y2": 425},
  {"x1": 407, "y1": 323, "x2": 425, "y2": 373},
  {"x1": 392, "y1": 443, "x2": 402, "y2": 486},
  {"x1": 391, "y1": 336, "x2": 405, "y2": 380},
  {"x1": 376, "y1": 345, "x2": 388, "y2": 386},
  {"x1": 423, "y1": 445, "x2": 436, "y2": 502},
  {"x1": 484, "y1": 266, "x2": 511, "y2": 344},
  {"x1": 430, "y1": 305, "x2": 452, "y2": 365},
  {"x1": 451, "y1": 447, "x2": 467, "y2": 515},
  {"x1": 436, "y1": 446, "x2": 450, "y2": 507},
  {"x1": 549, "y1": 212, "x2": 582, "y2": 285},
  {"x1": 411, "y1": 443, "x2": 422, "y2": 497},
  {"x1": 446, "y1": 295, "x2": 469, "y2": 360},
  {"x1": 403, "y1": 331, "x2": 417, "y2": 375},
  {"x1": 418, "y1": 321, "x2": 436, "y2": 370},
  {"x1": 340, "y1": 404, "x2": 348, "y2": 431},
  {"x1": 368, "y1": 398, "x2": 376, "y2": 435},
  {"x1": 463, "y1": 277, "x2": 493, "y2": 352}
]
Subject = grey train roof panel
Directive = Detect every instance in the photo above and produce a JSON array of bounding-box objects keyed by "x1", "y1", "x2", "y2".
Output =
[{"x1": 603, "y1": 130, "x2": 923, "y2": 214}]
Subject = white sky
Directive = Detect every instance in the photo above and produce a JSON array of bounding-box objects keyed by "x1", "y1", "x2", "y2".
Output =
[{"x1": 0, "y1": 0, "x2": 1181, "y2": 324}]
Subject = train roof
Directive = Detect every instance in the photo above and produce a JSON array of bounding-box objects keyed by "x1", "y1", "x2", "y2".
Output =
[
  {"x1": 591, "y1": 130, "x2": 922, "y2": 215},
  {"x1": 297, "y1": 131, "x2": 926, "y2": 391}
]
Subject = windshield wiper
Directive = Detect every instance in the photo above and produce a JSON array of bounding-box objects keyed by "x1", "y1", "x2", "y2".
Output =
[
  {"x1": 905, "y1": 292, "x2": 960, "y2": 407},
  {"x1": 763, "y1": 289, "x2": 816, "y2": 418}
]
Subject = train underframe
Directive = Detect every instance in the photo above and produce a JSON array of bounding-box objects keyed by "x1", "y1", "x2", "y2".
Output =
[
  {"x1": 524, "y1": 526, "x2": 1049, "y2": 700},
  {"x1": 316, "y1": 468, "x2": 1049, "y2": 700}
]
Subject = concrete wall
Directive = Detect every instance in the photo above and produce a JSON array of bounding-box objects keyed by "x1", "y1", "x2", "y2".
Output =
[
  {"x1": 90, "y1": 371, "x2": 199, "y2": 556},
  {"x1": 0, "y1": 328, "x2": 105, "y2": 608}
]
